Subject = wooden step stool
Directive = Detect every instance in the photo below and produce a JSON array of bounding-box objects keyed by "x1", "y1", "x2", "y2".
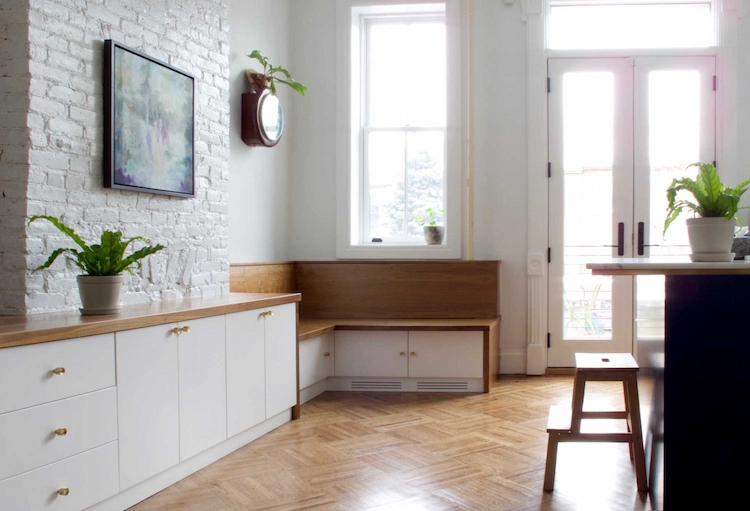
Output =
[{"x1": 543, "y1": 353, "x2": 648, "y2": 492}]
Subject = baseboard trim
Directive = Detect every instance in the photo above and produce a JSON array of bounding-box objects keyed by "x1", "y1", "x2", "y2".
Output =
[
  {"x1": 300, "y1": 379, "x2": 328, "y2": 404},
  {"x1": 499, "y1": 348, "x2": 526, "y2": 375},
  {"x1": 90, "y1": 409, "x2": 292, "y2": 511}
]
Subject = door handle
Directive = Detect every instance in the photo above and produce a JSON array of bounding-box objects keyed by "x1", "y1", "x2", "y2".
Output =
[
  {"x1": 638, "y1": 222, "x2": 645, "y2": 256},
  {"x1": 617, "y1": 222, "x2": 625, "y2": 256}
]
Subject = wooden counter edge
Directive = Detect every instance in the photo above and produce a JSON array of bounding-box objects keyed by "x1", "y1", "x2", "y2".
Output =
[{"x1": 0, "y1": 293, "x2": 301, "y2": 349}]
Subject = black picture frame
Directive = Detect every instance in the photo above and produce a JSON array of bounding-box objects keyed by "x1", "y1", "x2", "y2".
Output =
[{"x1": 104, "y1": 39, "x2": 195, "y2": 198}]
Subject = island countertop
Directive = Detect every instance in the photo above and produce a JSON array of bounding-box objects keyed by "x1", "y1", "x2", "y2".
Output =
[
  {"x1": 587, "y1": 257, "x2": 750, "y2": 275},
  {"x1": 0, "y1": 292, "x2": 301, "y2": 349}
]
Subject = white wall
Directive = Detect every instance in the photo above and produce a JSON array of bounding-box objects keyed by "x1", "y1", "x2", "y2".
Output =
[
  {"x1": 737, "y1": 12, "x2": 750, "y2": 218},
  {"x1": 22, "y1": 0, "x2": 231, "y2": 313},
  {"x1": 287, "y1": 0, "x2": 528, "y2": 372},
  {"x1": 228, "y1": 0, "x2": 292, "y2": 263}
]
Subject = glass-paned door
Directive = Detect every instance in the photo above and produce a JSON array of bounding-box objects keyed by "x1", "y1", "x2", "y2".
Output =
[
  {"x1": 548, "y1": 58, "x2": 635, "y2": 367},
  {"x1": 634, "y1": 57, "x2": 716, "y2": 343},
  {"x1": 548, "y1": 57, "x2": 716, "y2": 366}
]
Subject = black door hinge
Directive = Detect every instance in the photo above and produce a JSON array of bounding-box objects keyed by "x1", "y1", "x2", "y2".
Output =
[
  {"x1": 548, "y1": 247, "x2": 551, "y2": 263},
  {"x1": 547, "y1": 333, "x2": 551, "y2": 348},
  {"x1": 548, "y1": 162, "x2": 551, "y2": 178},
  {"x1": 713, "y1": 75, "x2": 717, "y2": 91},
  {"x1": 547, "y1": 77, "x2": 551, "y2": 93}
]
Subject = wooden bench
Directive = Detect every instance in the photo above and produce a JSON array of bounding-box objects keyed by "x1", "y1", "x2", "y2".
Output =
[{"x1": 231, "y1": 261, "x2": 501, "y2": 400}]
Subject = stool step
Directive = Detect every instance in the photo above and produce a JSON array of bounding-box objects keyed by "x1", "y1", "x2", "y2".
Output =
[
  {"x1": 547, "y1": 405, "x2": 572, "y2": 432},
  {"x1": 575, "y1": 353, "x2": 638, "y2": 371}
]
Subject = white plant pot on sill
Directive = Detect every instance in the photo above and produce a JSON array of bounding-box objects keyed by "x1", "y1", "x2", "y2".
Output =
[
  {"x1": 686, "y1": 217, "x2": 736, "y2": 262},
  {"x1": 77, "y1": 275, "x2": 125, "y2": 315}
]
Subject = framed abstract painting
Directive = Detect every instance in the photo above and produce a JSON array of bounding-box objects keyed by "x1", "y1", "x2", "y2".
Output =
[{"x1": 104, "y1": 40, "x2": 195, "y2": 197}]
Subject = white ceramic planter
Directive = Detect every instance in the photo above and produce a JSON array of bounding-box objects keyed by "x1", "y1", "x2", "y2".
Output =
[
  {"x1": 77, "y1": 275, "x2": 125, "y2": 315},
  {"x1": 686, "y1": 217, "x2": 736, "y2": 262},
  {"x1": 424, "y1": 226, "x2": 445, "y2": 245}
]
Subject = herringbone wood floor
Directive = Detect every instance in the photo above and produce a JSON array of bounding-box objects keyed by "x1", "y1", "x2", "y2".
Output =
[{"x1": 131, "y1": 376, "x2": 659, "y2": 510}]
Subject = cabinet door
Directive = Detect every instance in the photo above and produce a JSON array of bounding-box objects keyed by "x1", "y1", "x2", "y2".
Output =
[
  {"x1": 178, "y1": 315, "x2": 227, "y2": 461},
  {"x1": 226, "y1": 309, "x2": 266, "y2": 437},
  {"x1": 116, "y1": 324, "x2": 179, "y2": 490},
  {"x1": 407, "y1": 331, "x2": 483, "y2": 378},
  {"x1": 264, "y1": 303, "x2": 297, "y2": 418},
  {"x1": 334, "y1": 331, "x2": 408, "y2": 377},
  {"x1": 299, "y1": 331, "x2": 334, "y2": 389}
]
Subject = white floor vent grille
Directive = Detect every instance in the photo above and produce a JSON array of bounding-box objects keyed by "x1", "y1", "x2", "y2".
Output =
[
  {"x1": 350, "y1": 381, "x2": 402, "y2": 391},
  {"x1": 417, "y1": 381, "x2": 469, "y2": 391}
]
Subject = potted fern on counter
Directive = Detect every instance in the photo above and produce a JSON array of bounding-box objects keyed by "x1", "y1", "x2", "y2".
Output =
[
  {"x1": 663, "y1": 163, "x2": 750, "y2": 262},
  {"x1": 29, "y1": 216, "x2": 164, "y2": 315}
]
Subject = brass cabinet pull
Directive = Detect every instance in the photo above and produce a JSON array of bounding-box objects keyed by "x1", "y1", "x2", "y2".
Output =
[
  {"x1": 324, "y1": 352, "x2": 330, "y2": 357},
  {"x1": 57, "y1": 488, "x2": 70, "y2": 496},
  {"x1": 171, "y1": 327, "x2": 181, "y2": 335},
  {"x1": 410, "y1": 352, "x2": 416, "y2": 356},
  {"x1": 54, "y1": 428, "x2": 68, "y2": 436},
  {"x1": 52, "y1": 367, "x2": 66, "y2": 376},
  {"x1": 399, "y1": 352, "x2": 406, "y2": 356},
  {"x1": 266, "y1": 310, "x2": 274, "y2": 317},
  {"x1": 181, "y1": 325, "x2": 191, "y2": 333},
  {"x1": 259, "y1": 311, "x2": 274, "y2": 318}
]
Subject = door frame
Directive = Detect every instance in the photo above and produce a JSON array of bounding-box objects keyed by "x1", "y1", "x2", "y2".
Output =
[{"x1": 522, "y1": 0, "x2": 737, "y2": 375}]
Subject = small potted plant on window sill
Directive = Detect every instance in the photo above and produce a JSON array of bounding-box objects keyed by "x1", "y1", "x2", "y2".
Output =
[
  {"x1": 415, "y1": 208, "x2": 445, "y2": 245},
  {"x1": 29, "y1": 216, "x2": 165, "y2": 315},
  {"x1": 663, "y1": 163, "x2": 750, "y2": 262}
]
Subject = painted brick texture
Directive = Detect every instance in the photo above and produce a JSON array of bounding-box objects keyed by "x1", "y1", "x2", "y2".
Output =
[
  {"x1": 0, "y1": 0, "x2": 33, "y2": 314},
  {"x1": 18, "y1": 0, "x2": 230, "y2": 313}
]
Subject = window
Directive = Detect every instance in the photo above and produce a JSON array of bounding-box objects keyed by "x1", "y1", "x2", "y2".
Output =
[
  {"x1": 337, "y1": 1, "x2": 462, "y2": 259},
  {"x1": 548, "y1": 1, "x2": 715, "y2": 50}
]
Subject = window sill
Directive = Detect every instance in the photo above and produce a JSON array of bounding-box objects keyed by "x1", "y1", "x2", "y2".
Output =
[{"x1": 337, "y1": 243, "x2": 461, "y2": 260}]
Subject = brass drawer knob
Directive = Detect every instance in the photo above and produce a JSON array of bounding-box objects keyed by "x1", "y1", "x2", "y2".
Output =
[
  {"x1": 57, "y1": 488, "x2": 70, "y2": 496},
  {"x1": 171, "y1": 327, "x2": 181, "y2": 335},
  {"x1": 399, "y1": 352, "x2": 406, "y2": 357},
  {"x1": 410, "y1": 352, "x2": 416, "y2": 356},
  {"x1": 324, "y1": 352, "x2": 330, "y2": 357},
  {"x1": 54, "y1": 428, "x2": 68, "y2": 436},
  {"x1": 266, "y1": 310, "x2": 273, "y2": 316},
  {"x1": 52, "y1": 367, "x2": 66, "y2": 376},
  {"x1": 181, "y1": 325, "x2": 191, "y2": 333}
]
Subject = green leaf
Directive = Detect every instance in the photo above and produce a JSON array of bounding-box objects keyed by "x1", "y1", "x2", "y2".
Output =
[
  {"x1": 28, "y1": 216, "x2": 92, "y2": 254},
  {"x1": 32, "y1": 248, "x2": 77, "y2": 272},
  {"x1": 698, "y1": 163, "x2": 722, "y2": 215},
  {"x1": 113, "y1": 244, "x2": 165, "y2": 275},
  {"x1": 275, "y1": 77, "x2": 307, "y2": 96},
  {"x1": 248, "y1": 50, "x2": 269, "y2": 73}
]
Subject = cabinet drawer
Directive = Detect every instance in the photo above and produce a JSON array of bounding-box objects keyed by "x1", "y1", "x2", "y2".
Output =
[
  {"x1": 0, "y1": 334, "x2": 115, "y2": 415},
  {"x1": 0, "y1": 387, "x2": 117, "y2": 481},
  {"x1": 408, "y1": 331, "x2": 484, "y2": 378},
  {"x1": 0, "y1": 441, "x2": 119, "y2": 511},
  {"x1": 335, "y1": 331, "x2": 408, "y2": 378},
  {"x1": 300, "y1": 331, "x2": 334, "y2": 389}
]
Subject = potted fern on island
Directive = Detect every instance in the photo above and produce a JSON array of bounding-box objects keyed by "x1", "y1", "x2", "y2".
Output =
[
  {"x1": 663, "y1": 163, "x2": 750, "y2": 262},
  {"x1": 29, "y1": 216, "x2": 165, "y2": 315}
]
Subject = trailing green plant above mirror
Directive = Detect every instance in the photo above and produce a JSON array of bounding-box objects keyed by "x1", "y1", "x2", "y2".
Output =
[
  {"x1": 663, "y1": 163, "x2": 750, "y2": 236},
  {"x1": 29, "y1": 216, "x2": 165, "y2": 276},
  {"x1": 246, "y1": 50, "x2": 307, "y2": 96}
]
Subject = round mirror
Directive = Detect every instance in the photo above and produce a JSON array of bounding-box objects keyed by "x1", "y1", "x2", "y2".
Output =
[{"x1": 259, "y1": 91, "x2": 284, "y2": 144}]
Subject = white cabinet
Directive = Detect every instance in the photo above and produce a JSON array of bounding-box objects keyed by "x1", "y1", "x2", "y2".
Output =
[
  {"x1": 0, "y1": 441, "x2": 118, "y2": 511},
  {"x1": 407, "y1": 331, "x2": 483, "y2": 378},
  {"x1": 299, "y1": 331, "x2": 334, "y2": 389},
  {"x1": 116, "y1": 323, "x2": 179, "y2": 491},
  {"x1": 177, "y1": 316, "x2": 227, "y2": 461},
  {"x1": 264, "y1": 303, "x2": 298, "y2": 418},
  {"x1": 226, "y1": 309, "x2": 266, "y2": 437},
  {"x1": 335, "y1": 331, "x2": 408, "y2": 377}
]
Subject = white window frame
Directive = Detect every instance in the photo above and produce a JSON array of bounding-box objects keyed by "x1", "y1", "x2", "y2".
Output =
[{"x1": 336, "y1": 0, "x2": 463, "y2": 259}]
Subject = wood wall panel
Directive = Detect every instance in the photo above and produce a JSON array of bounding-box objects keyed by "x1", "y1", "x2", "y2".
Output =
[
  {"x1": 229, "y1": 263, "x2": 296, "y2": 294},
  {"x1": 295, "y1": 261, "x2": 499, "y2": 319}
]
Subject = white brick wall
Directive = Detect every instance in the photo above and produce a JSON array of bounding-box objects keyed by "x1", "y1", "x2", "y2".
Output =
[
  {"x1": 0, "y1": 0, "x2": 32, "y2": 314},
  {"x1": 17, "y1": 0, "x2": 231, "y2": 313}
]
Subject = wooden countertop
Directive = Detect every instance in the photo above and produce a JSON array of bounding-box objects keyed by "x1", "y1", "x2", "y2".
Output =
[
  {"x1": 0, "y1": 293, "x2": 301, "y2": 349},
  {"x1": 298, "y1": 317, "x2": 500, "y2": 341},
  {"x1": 588, "y1": 257, "x2": 750, "y2": 276}
]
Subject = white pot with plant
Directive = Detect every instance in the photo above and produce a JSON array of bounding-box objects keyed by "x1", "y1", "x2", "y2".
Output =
[
  {"x1": 663, "y1": 163, "x2": 750, "y2": 262},
  {"x1": 415, "y1": 208, "x2": 444, "y2": 245},
  {"x1": 29, "y1": 216, "x2": 165, "y2": 315}
]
